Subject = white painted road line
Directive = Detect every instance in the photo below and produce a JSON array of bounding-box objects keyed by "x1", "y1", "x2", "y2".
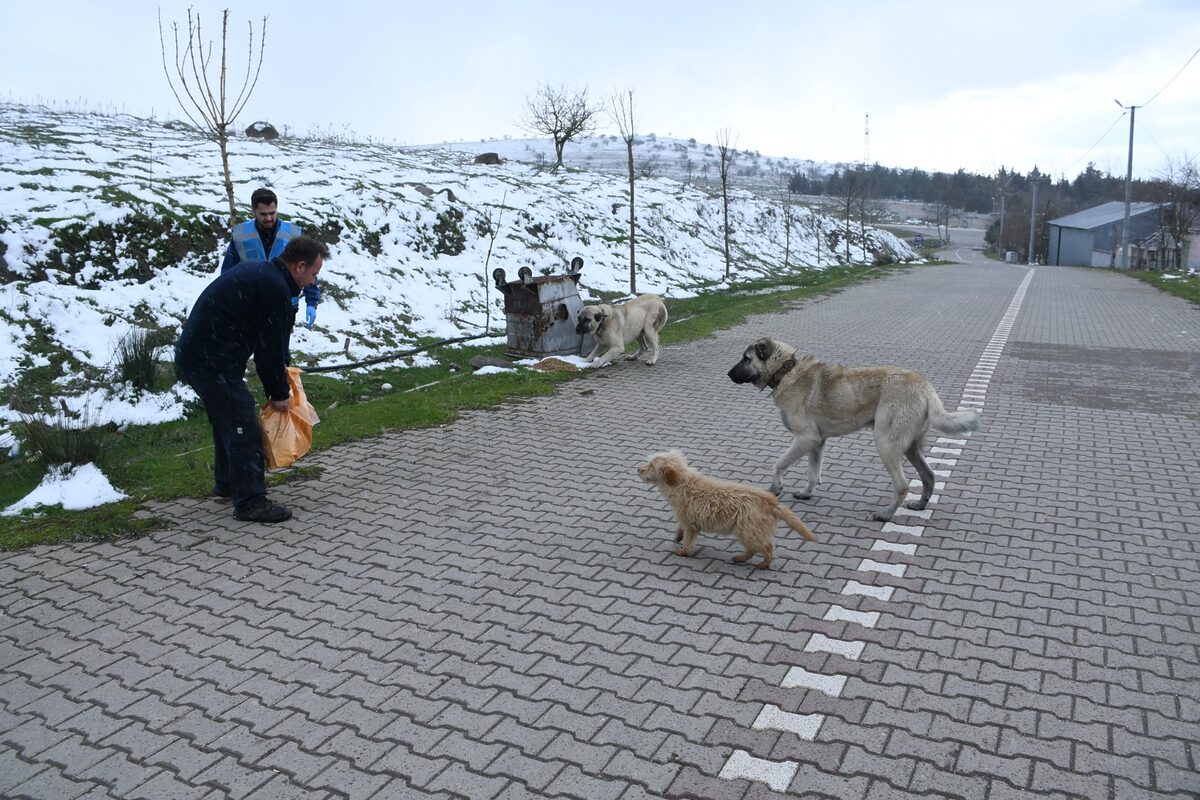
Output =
[
  {"x1": 881, "y1": 522, "x2": 925, "y2": 537},
  {"x1": 893, "y1": 506, "x2": 933, "y2": 520},
  {"x1": 823, "y1": 604, "x2": 881, "y2": 628},
  {"x1": 781, "y1": 665, "x2": 848, "y2": 696},
  {"x1": 719, "y1": 750, "x2": 798, "y2": 792},
  {"x1": 937, "y1": 438, "x2": 968, "y2": 446},
  {"x1": 805, "y1": 632, "x2": 866, "y2": 660},
  {"x1": 857, "y1": 559, "x2": 906, "y2": 578},
  {"x1": 752, "y1": 704, "x2": 825, "y2": 740},
  {"x1": 841, "y1": 580, "x2": 894, "y2": 602},
  {"x1": 872, "y1": 540, "x2": 917, "y2": 556}
]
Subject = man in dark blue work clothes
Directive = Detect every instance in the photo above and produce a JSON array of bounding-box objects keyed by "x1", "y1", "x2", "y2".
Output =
[{"x1": 176, "y1": 236, "x2": 328, "y2": 523}]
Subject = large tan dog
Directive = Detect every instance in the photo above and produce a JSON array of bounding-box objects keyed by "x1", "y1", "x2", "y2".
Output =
[
  {"x1": 638, "y1": 450, "x2": 815, "y2": 570},
  {"x1": 575, "y1": 294, "x2": 668, "y2": 368},
  {"x1": 728, "y1": 337, "x2": 980, "y2": 521}
]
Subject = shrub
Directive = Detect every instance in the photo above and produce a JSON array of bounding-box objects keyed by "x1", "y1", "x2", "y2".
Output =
[
  {"x1": 434, "y1": 208, "x2": 466, "y2": 256},
  {"x1": 19, "y1": 415, "x2": 107, "y2": 470},
  {"x1": 114, "y1": 327, "x2": 175, "y2": 392}
]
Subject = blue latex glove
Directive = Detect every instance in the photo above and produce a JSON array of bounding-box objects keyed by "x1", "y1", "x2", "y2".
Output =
[{"x1": 305, "y1": 305, "x2": 317, "y2": 329}]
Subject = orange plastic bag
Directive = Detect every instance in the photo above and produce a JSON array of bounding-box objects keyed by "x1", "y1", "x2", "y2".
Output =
[{"x1": 259, "y1": 367, "x2": 321, "y2": 468}]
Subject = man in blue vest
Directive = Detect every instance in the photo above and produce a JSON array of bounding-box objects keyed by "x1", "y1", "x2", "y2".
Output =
[
  {"x1": 178, "y1": 236, "x2": 328, "y2": 523},
  {"x1": 221, "y1": 187, "x2": 321, "y2": 335}
]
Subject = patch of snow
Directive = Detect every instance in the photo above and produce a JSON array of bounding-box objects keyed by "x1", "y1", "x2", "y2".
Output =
[{"x1": 2, "y1": 463, "x2": 128, "y2": 515}]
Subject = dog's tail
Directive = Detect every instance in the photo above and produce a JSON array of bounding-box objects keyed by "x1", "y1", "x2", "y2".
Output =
[
  {"x1": 774, "y1": 503, "x2": 816, "y2": 541},
  {"x1": 654, "y1": 304, "x2": 668, "y2": 332},
  {"x1": 928, "y1": 391, "x2": 981, "y2": 434}
]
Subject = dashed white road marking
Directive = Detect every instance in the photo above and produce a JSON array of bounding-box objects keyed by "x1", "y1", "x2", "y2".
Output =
[
  {"x1": 823, "y1": 604, "x2": 881, "y2": 628},
  {"x1": 805, "y1": 632, "x2": 866, "y2": 660},
  {"x1": 781, "y1": 666, "x2": 848, "y2": 696},
  {"x1": 841, "y1": 580, "x2": 894, "y2": 601},
  {"x1": 881, "y1": 522, "x2": 925, "y2": 537},
  {"x1": 857, "y1": 558, "x2": 906, "y2": 577},
  {"x1": 752, "y1": 704, "x2": 825, "y2": 740},
  {"x1": 719, "y1": 750, "x2": 798, "y2": 792},
  {"x1": 893, "y1": 506, "x2": 933, "y2": 520},
  {"x1": 872, "y1": 540, "x2": 917, "y2": 556}
]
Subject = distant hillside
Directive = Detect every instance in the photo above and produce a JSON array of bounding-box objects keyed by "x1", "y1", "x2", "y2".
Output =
[
  {"x1": 407, "y1": 134, "x2": 838, "y2": 197},
  {"x1": 0, "y1": 102, "x2": 917, "y2": 444}
]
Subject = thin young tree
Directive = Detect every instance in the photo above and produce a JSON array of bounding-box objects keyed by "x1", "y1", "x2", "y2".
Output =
[
  {"x1": 522, "y1": 83, "x2": 600, "y2": 170},
  {"x1": 159, "y1": 7, "x2": 267, "y2": 229},
  {"x1": 609, "y1": 88, "x2": 637, "y2": 293},
  {"x1": 778, "y1": 170, "x2": 794, "y2": 270},
  {"x1": 839, "y1": 168, "x2": 866, "y2": 262},
  {"x1": 716, "y1": 128, "x2": 737, "y2": 279}
]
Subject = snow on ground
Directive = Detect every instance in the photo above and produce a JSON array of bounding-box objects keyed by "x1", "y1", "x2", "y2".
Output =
[
  {"x1": 0, "y1": 102, "x2": 917, "y2": 451},
  {"x1": 2, "y1": 463, "x2": 128, "y2": 515}
]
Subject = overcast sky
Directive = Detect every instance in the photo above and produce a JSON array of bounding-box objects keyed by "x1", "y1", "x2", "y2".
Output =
[{"x1": 2, "y1": 1, "x2": 1197, "y2": 180}]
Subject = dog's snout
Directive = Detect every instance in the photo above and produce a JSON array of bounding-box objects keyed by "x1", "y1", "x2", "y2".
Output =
[{"x1": 728, "y1": 361, "x2": 750, "y2": 383}]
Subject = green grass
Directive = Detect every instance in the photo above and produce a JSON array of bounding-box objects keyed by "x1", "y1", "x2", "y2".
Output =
[
  {"x1": 1119, "y1": 269, "x2": 1200, "y2": 305},
  {"x1": 0, "y1": 261, "x2": 910, "y2": 549}
]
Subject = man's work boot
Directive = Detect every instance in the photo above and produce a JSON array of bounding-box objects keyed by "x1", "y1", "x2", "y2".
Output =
[{"x1": 234, "y1": 497, "x2": 292, "y2": 523}]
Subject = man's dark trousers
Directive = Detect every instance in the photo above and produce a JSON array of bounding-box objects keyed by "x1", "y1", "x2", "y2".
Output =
[{"x1": 179, "y1": 367, "x2": 267, "y2": 510}]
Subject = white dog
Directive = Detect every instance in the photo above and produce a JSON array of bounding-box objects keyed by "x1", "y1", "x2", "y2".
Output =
[{"x1": 575, "y1": 294, "x2": 668, "y2": 368}]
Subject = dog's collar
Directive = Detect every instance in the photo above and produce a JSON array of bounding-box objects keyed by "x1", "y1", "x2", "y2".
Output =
[{"x1": 764, "y1": 355, "x2": 798, "y2": 390}]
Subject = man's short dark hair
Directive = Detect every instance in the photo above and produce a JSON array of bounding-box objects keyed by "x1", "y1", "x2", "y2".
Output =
[
  {"x1": 280, "y1": 235, "x2": 329, "y2": 265},
  {"x1": 250, "y1": 188, "x2": 278, "y2": 208}
]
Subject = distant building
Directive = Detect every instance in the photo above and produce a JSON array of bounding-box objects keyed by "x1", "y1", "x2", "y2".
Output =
[{"x1": 1047, "y1": 201, "x2": 1161, "y2": 268}]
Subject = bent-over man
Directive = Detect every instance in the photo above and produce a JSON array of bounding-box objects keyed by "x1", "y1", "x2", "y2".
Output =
[{"x1": 177, "y1": 235, "x2": 328, "y2": 523}]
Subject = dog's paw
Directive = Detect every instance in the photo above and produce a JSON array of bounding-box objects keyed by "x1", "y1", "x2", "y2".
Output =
[
  {"x1": 673, "y1": 547, "x2": 691, "y2": 557},
  {"x1": 904, "y1": 499, "x2": 929, "y2": 510},
  {"x1": 791, "y1": 490, "x2": 812, "y2": 500},
  {"x1": 645, "y1": 360, "x2": 657, "y2": 366},
  {"x1": 873, "y1": 509, "x2": 895, "y2": 522}
]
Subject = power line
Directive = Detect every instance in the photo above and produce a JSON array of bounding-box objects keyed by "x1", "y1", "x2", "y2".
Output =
[
  {"x1": 1140, "y1": 43, "x2": 1200, "y2": 109},
  {"x1": 1136, "y1": 118, "x2": 1171, "y2": 165},
  {"x1": 1062, "y1": 111, "x2": 1128, "y2": 176}
]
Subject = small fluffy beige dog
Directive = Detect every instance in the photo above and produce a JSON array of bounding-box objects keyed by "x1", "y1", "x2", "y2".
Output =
[{"x1": 637, "y1": 450, "x2": 815, "y2": 570}]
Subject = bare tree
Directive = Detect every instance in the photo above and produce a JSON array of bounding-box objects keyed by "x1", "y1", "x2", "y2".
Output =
[
  {"x1": 609, "y1": 89, "x2": 637, "y2": 294},
  {"x1": 159, "y1": 7, "x2": 267, "y2": 228},
  {"x1": 522, "y1": 83, "x2": 599, "y2": 170},
  {"x1": 1155, "y1": 153, "x2": 1200, "y2": 270},
  {"x1": 839, "y1": 168, "x2": 867, "y2": 262},
  {"x1": 778, "y1": 170, "x2": 794, "y2": 270},
  {"x1": 716, "y1": 128, "x2": 737, "y2": 279}
]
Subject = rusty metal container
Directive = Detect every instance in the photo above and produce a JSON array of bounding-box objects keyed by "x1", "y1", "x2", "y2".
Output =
[{"x1": 493, "y1": 257, "x2": 586, "y2": 357}]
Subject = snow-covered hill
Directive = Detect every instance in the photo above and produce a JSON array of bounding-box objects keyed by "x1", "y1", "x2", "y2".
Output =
[
  {"x1": 406, "y1": 133, "x2": 837, "y2": 196},
  {"x1": 0, "y1": 102, "x2": 917, "y2": 447}
]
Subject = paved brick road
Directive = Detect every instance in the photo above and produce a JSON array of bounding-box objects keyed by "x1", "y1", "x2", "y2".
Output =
[{"x1": 2, "y1": 263, "x2": 1197, "y2": 799}]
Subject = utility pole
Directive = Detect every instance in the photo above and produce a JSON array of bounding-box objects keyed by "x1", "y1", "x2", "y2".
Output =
[
  {"x1": 1114, "y1": 100, "x2": 1137, "y2": 269},
  {"x1": 1027, "y1": 180, "x2": 1040, "y2": 265},
  {"x1": 864, "y1": 112, "x2": 870, "y2": 165},
  {"x1": 999, "y1": 193, "x2": 1006, "y2": 259}
]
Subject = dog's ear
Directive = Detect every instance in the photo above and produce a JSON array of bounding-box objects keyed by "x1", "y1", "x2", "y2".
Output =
[
  {"x1": 754, "y1": 339, "x2": 773, "y2": 361},
  {"x1": 661, "y1": 465, "x2": 681, "y2": 487}
]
